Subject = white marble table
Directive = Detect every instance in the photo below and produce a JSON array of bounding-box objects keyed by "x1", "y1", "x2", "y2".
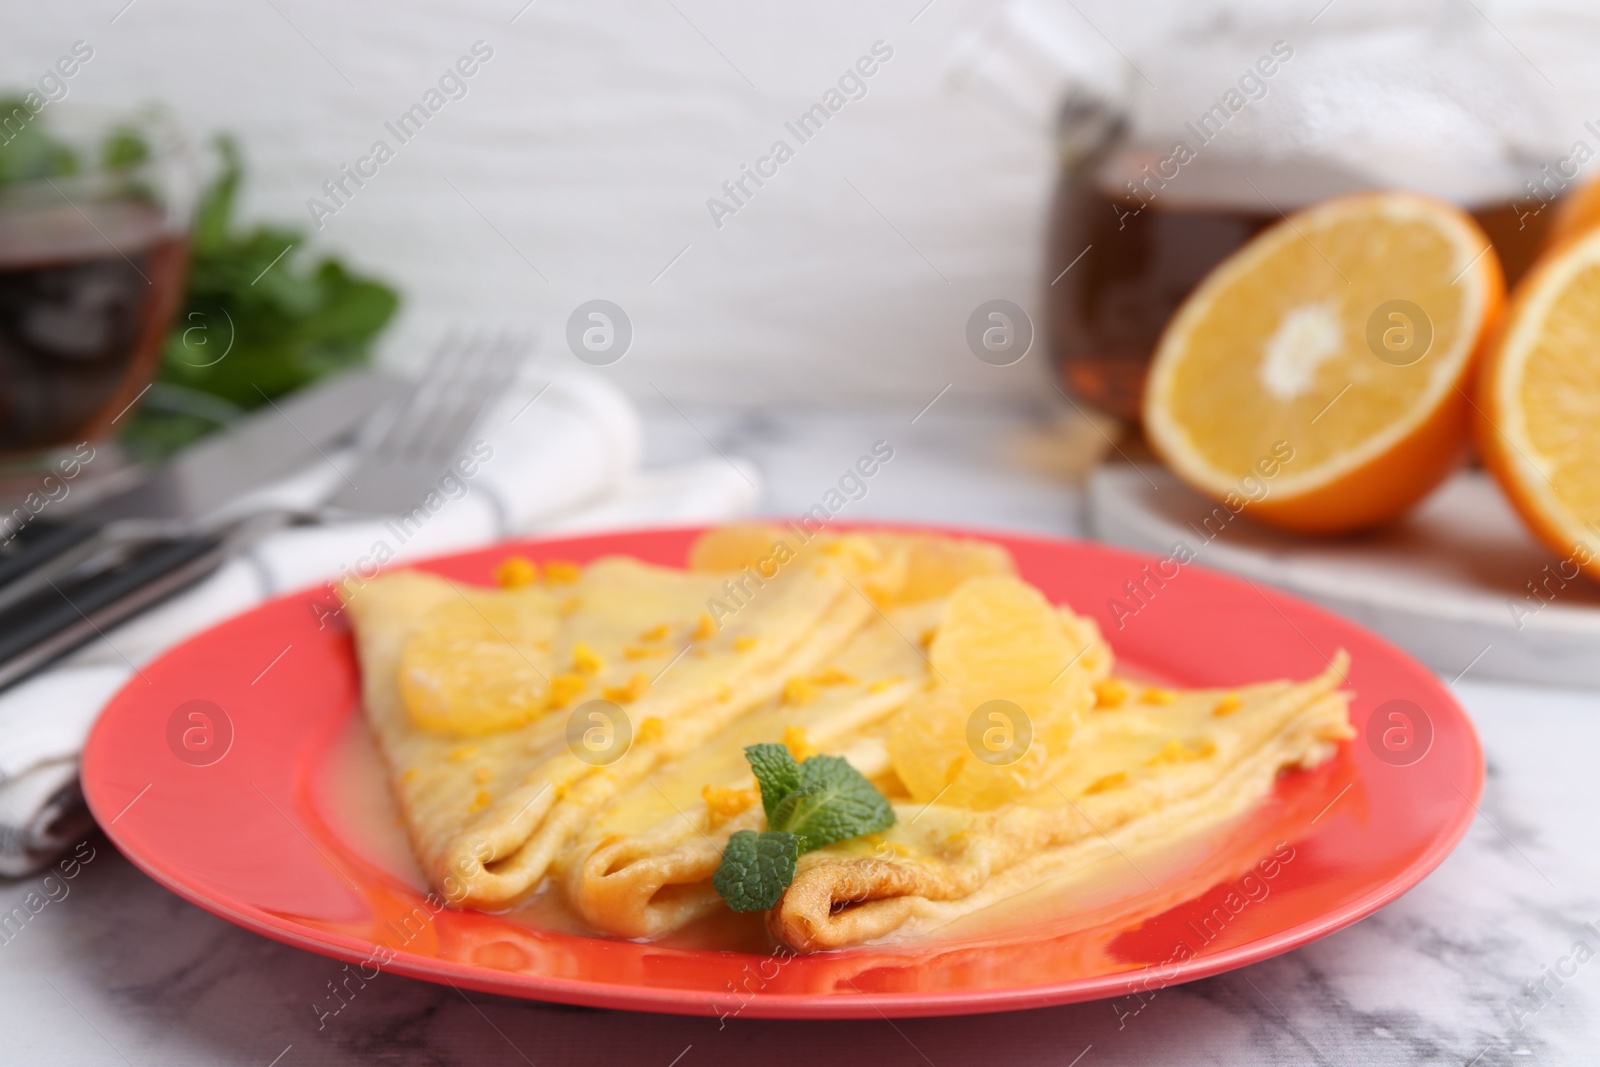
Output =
[{"x1": 2, "y1": 400, "x2": 1595, "y2": 1066}]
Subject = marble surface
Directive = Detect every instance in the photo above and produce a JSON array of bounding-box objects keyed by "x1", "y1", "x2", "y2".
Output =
[{"x1": 3, "y1": 400, "x2": 1597, "y2": 1066}]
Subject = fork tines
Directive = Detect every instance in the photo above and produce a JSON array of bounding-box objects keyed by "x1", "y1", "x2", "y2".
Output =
[{"x1": 327, "y1": 330, "x2": 531, "y2": 517}]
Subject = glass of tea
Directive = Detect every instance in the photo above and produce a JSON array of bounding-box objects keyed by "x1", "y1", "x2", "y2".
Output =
[
  {"x1": 1040, "y1": 17, "x2": 1573, "y2": 422},
  {"x1": 0, "y1": 105, "x2": 194, "y2": 461}
]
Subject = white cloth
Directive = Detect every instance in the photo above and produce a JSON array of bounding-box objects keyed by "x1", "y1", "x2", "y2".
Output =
[{"x1": 0, "y1": 366, "x2": 759, "y2": 876}]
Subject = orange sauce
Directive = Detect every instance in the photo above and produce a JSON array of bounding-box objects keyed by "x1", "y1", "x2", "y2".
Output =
[
  {"x1": 313, "y1": 707, "x2": 1298, "y2": 956},
  {"x1": 313, "y1": 713, "x2": 776, "y2": 950}
]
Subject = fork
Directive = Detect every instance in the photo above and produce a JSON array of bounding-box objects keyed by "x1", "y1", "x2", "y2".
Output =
[
  {"x1": 0, "y1": 330, "x2": 530, "y2": 691},
  {"x1": 321, "y1": 330, "x2": 530, "y2": 519}
]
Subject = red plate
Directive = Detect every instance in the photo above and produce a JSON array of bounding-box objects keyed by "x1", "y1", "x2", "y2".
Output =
[{"x1": 81, "y1": 525, "x2": 1482, "y2": 1018}]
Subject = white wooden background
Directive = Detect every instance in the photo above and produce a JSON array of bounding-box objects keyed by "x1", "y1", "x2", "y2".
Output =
[{"x1": 5, "y1": 0, "x2": 1598, "y2": 406}]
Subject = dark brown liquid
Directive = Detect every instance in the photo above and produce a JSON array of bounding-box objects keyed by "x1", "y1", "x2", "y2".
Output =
[
  {"x1": 1047, "y1": 185, "x2": 1557, "y2": 422},
  {"x1": 0, "y1": 199, "x2": 187, "y2": 451}
]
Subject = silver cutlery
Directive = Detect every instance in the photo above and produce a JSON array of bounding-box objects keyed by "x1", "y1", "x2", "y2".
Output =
[{"x1": 0, "y1": 331, "x2": 529, "y2": 689}]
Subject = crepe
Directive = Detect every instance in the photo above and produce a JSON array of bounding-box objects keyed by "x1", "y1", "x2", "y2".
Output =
[
  {"x1": 563, "y1": 604, "x2": 1107, "y2": 938},
  {"x1": 563, "y1": 600, "x2": 935, "y2": 937},
  {"x1": 346, "y1": 536, "x2": 908, "y2": 908},
  {"x1": 344, "y1": 525, "x2": 1354, "y2": 954},
  {"x1": 768, "y1": 656, "x2": 1354, "y2": 950}
]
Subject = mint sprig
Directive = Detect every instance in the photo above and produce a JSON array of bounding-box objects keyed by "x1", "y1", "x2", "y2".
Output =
[
  {"x1": 745, "y1": 742, "x2": 802, "y2": 821},
  {"x1": 713, "y1": 830, "x2": 800, "y2": 913},
  {"x1": 711, "y1": 743, "x2": 895, "y2": 913}
]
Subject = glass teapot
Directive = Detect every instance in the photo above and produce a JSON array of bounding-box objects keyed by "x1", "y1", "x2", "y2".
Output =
[{"x1": 961, "y1": 0, "x2": 1578, "y2": 420}]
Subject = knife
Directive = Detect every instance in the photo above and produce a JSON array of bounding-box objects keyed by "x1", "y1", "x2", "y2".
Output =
[
  {"x1": 0, "y1": 534, "x2": 231, "y2": 690},
  {"x1": 0, "y1": 333, "x2": 524, "y2": 692},
  {"x1": 0, "y1": 367, "x2": 404, "y2": 615},
  {"x1": 0, "y1": 368, "x2": 403, "y2": 691}
]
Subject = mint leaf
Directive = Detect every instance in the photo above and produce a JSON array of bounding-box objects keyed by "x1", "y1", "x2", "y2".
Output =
[
  {"x1": 713, "y1": 830, "x2": 799, "y2": 912},
  {"x1": 712, "y1": 746, "x2": 899, "y2": 914},
  {"x1": 744, "y1": 743, "x2": 800, "y2": 821},
  {"x1": 777, "y1": 755, "x2": 895, "y2": 850}
]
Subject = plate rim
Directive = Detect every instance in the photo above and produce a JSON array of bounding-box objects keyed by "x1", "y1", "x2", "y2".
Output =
[{"x1": 81, "y1": 521, "x2": 1485, "y2": 1019}]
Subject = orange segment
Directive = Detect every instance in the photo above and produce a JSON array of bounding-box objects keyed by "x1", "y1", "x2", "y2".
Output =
[
  {"x1": 1476, "y1": 226, "x2": 1600, "y2": 579},
  {"x1": 887, "y1": 688, "x2": 970, "y2": 803},
  {"x1": 688, "y1": 525, "x2": 1010, "y2": 605},
  {"x1": 880, "y1": 533, "x2": 1016, "y2": 603},
  {"x1": 888, "y1": 575, "x2": 1099, "y2": 809},
  {"x1": 929, "y1": 575, "x2": 1085, "y2": 718},
  {"x1": 1144, "y1": 191, "x2": 1504, "y2": 533},
  {"x1": 399, "y1": 590, "x2": 556, "y2": 734},
  {"x1": 687, "y1": 524, "x2": 790, "y2": 572}
]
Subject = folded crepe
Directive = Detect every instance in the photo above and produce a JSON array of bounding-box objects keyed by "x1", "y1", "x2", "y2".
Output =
[
  {"x1": 563, "y1": 600, "x2": 936, "y2": 938},
  {"x1": 563, "y1": 604, "x2": 1108, "y2": 939},
  {"x1": 343, "y1": 525, "x2": 1354, "y2": 955},
  {"x1": 345, "y1": 535, "x2": 908, "y2": 909},
  {"x1": 768, "y1": 656, "x2": 1354, "y2": 950}
]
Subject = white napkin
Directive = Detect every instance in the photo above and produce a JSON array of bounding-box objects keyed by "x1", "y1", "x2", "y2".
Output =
[{"x1": 0, "y1": 366, "x2": 759, "y2": 876}]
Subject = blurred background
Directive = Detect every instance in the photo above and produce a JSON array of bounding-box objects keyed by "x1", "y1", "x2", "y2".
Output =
[
  {"x1": 2, "y1": 0, "x2": 1593, "y2": 415},
  {"x1": 4, "y1": 0, "x2": 1600, "y2": 704},
  {"x1": 4, "y1": 0, "x2": 1594, "y2": 402},
  {"x1": 3, "y1": 0, "x2": 1061, "y2": 407}
]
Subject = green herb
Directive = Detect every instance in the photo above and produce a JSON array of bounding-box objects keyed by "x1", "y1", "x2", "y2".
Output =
[
  {"x1": 745, "y1": 742, "x2": 801, "y2": 820},
  {"x1": 0, "y1": 100, "x2": 400, "y2": 461},
  {"x1": 123, "y1": 136, "x2": 399, "y2": 460},
  {"x1": 714, "y1": 830, "x2": 800, "y2": 913},
  {"x1": 100, "y1": 125, "x2": 151, "y2": 170},
  {"x1": 711, "y1": 743, "x2": 895, "y2": 913},
  {"x1": 0, "y1": 103, "x2": 151, "y2": 185},
  {"x1": 0, "y1": 95, "x2": 79, "y2": 184}
]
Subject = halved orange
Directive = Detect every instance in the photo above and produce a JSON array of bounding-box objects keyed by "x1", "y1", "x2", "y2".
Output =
[
  {"x1": 1475, "y1": 226, "x2": 1600, "y2": 580},
  {"x1": 1143, "y1": 191, "x2": 1505, "y2": 534},
  {"x1": 1544, "y1": 177, "x2": 1600, "y2": 252}
]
